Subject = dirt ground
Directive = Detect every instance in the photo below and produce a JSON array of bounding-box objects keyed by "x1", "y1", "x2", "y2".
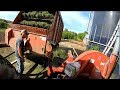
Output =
[{"x1": 59, "y1": 39, "x2": 86, "y2": 54}]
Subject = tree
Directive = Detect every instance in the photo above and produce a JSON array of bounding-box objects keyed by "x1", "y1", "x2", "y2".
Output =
[
  {"x1": 62, "y1": 29, "x2": 69, "y2": 39},
  {"x1": 62, "y1": 28, "x2": 87, "y2": 41},
  {"x1": 77, "y1": 31, "x2": 88, "y2": 41},
  {"x1": 77, "y1": 32, "x2": 86, "y2": 41},
  {"x1": 84, "y1": 31, "x2": 88, "y2": 34},
  {"x1": 64, "y1": 28, "x2": 68, "y2": 32},
  {"x1": 73, "y1": 36, "x2": 77, "y2": 40},
  {"x1": 62, "y1": 28, "x2": 78, "y2": 39}
]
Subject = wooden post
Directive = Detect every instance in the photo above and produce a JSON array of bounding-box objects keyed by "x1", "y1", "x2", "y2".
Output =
[{"x1": 71, "y1": 45, "x2": 78, "y2": 57}]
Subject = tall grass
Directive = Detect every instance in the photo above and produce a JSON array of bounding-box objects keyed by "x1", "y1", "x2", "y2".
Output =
[{"x1": 53, "y1": 49, "x2": 67, "y2": 60}]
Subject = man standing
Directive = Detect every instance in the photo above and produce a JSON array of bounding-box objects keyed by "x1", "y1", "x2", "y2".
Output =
[{"x1": 15, "y1": 29, "x2": 29, "y2": 79}]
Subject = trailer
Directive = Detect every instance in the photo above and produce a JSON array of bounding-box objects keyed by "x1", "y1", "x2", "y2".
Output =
[{"x1": 5, "y1": 11, "x2": 64, "y2": 58}]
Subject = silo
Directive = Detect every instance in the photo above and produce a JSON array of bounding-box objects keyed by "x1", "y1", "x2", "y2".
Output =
[{"x1": 88, "y1": 11, "x2": 120, "y2": 53}]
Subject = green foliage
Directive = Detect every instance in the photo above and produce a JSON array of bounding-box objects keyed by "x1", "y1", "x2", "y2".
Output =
[
  {"x1": 20, "y1": 11, "x2": 54, "y2": 29},
  {"x1": 73, "y1": 36, "x2": 77, "y2": 40},
  {"x1": 0, "y1": 19, "x2": 8, "y2": 28},
  {"x1": 84, "y1": 31, "x2": 88, "y2": 34},
  {"x1": 90, "y1": 45, "x2": 100, "y2": 51},
  {"x1": 53, "y1": 49, "x2": 67, "y2": 59},
  {"x1": 62, "y1": 29, "x2": 87, "y2": 41},
  {"x1": 62, "y1": 28, "x2": 77, "y2": 39},
  {"x1": 0, "y1": 28, "x2": 6, "y2": 32},
  {"x1": 20, "y1": 20, "x2": 50, "y2": 29},
  {"x1": 62, "y1": 29, "x2": 69, "y2": 39},
  {"x1": 23, "y1": 11, "x2": 54, "y2": 19},
  {"x1": 77, "y1": 32, "x2": 86, "y2": 41}
]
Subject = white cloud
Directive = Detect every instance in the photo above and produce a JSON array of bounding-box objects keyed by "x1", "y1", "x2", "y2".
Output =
[
  {"x1": 0, "y1": 11, "x2": 19, "y2": 21},
  {"x1": 60, "y1": 11, "x2": 89, "y2": 33}
]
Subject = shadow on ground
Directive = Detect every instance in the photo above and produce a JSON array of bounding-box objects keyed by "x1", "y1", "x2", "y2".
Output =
[
  {"x1": 25, "y1": 52, "x2": 52, "y2": 67},
  {"x1": 22, "y1": 66, "x2": 48, "y2": 79},
  {"x1": 23, "y1": 53, "x2": 52, "y2": 79}
]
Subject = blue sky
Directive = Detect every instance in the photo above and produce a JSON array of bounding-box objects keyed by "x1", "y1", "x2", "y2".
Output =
[{"x1": 0, "y1": 11, "x2": 90, "y2": 33}]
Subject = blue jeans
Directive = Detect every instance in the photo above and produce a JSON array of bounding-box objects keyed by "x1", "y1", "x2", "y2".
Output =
[{"x1": 16, "y1": 57, "x2": 24, "y2": 78}]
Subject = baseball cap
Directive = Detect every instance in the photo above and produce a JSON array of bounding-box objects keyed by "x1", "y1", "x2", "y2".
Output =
[{"x1": 20, "y1": 29, "x2": 29, "y2": 35}]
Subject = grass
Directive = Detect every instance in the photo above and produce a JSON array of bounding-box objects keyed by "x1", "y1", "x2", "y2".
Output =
[
  {"x1": 53, "y1": 48, "x2": 68, "y2": 60},
  {"x1": 0, "y1": 28, "x2": 6, "y2": 32},
  {"x1": 51, "y1": 48, "x2": 68, "y2": 68},
  {"x1": 90, "y1": 45, "x2": 100, "y2": 51}
]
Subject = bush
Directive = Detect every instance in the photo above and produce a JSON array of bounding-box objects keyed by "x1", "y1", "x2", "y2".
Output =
[
  {"x1": 90, "y1": 45, "x2": 100, "y2": 51},
  {"x1": 53, "y1": 49, "x2": 67, "y2": 59},
  {"x1": 0, "y1": 19, "x2": 8, "y2": 28},
  {"x1": 62, "y1": 29, "x2": 87, "y2": 41},
  {"x1": 62, "y1": 29, "x2": 77, "y2": 39},
  {"x1": 73, "y1": 36, "x2": 77, "y2": 40},
  {"x1": 77, "y1": 32, "x2": 86, "y2": 41}
]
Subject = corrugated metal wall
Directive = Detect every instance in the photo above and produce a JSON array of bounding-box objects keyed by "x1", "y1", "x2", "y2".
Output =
[{"x1": 88, "y1": 11, "x2": 120, "y2": 53}]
